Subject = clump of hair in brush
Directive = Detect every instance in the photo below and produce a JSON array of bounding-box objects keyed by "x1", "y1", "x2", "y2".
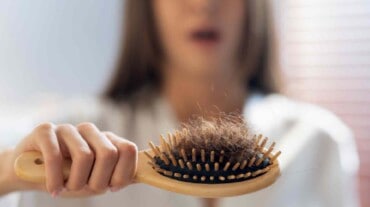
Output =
[{"x1": 144, "y1": 113, "x2": 281, "y2": 184}]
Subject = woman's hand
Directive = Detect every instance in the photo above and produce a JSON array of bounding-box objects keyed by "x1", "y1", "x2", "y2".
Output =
[{"x1": 3, "y1": 122, "x2": 138, "y2": 197}]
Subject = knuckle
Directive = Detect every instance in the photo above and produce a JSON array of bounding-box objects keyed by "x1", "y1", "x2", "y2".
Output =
[
  {"x1": 102, "y1": 131, "x2": 115, "y2": 137},
  {"x1": 120, "y1": 142, "x2": 138, "y2": 157},
  {"x1": 35, "y1": 122, "x2": 55, "y2": 133},
  {"x1": 34, "y1": 123, "x2": 56, "y2": 142},
  {"x1": 77, "y1": 148, "x2": 94, "y2": 162},
  {"x1": 76, "y1": 122, "x2": 96, "y2": 132},
  {"x1": 100, "y1": 147, "x2": 118, "y2": 160},
  {"x1": 57, "y1": 123, "x2": 75, "y2": 132}
]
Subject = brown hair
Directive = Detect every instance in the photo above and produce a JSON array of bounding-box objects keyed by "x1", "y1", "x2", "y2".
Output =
[
  {"x1": 175, "y1": 113, "x2": 257, "y2": 163},
  {"x1": 104, "y1": 0, "x2": 281, "y2": 102}
]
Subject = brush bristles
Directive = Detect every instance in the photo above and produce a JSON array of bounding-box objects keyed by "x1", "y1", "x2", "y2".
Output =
[{"x1": 146, "y1": 114, "x2": 281, "y2": 184}]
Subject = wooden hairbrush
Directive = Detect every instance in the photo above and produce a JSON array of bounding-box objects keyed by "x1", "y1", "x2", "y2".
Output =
[{"x1": 14, "y1": 116, "x2": 281, "y2": 198}]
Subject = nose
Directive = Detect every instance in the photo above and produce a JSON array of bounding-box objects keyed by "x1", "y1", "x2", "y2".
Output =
[{"x1": 188, "y1": 0, "x2": 220, "y2": 16}]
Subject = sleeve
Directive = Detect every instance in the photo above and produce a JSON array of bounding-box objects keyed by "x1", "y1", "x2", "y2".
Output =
[
  {"x1": 239, "y1": 94, "x2": 360, "y2": 207},
  {"x1": 317, "y1": 130, "x2": 360, "y2": 207},
  {"x1": 277, "y1": 102, "x2": 360, "y2": 207},
  {"x1": 300, "y1": 104, "x2": 360, "y2": 207}
]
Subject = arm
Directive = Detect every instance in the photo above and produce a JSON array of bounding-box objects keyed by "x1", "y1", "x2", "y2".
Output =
[{"x1": 0, "y1": 148, "x2": 17, "y2": 196}]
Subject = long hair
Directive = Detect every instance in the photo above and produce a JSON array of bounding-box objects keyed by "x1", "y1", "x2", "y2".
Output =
[{"x1": 104, "y1": 0, "x2": 281, "y2": 102}]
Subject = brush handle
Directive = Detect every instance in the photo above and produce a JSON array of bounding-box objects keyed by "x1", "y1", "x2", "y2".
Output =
[
  {"x1": 14, "y1": 151, "x2": 145, "y2": 184},
  {"x1": 14, "y1": 151, "x2": 71, "y2": 183}
]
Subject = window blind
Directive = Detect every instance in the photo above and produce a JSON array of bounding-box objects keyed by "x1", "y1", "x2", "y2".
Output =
[{"x1": 278, "y1": 1, "x2": 370, "y2": 206}]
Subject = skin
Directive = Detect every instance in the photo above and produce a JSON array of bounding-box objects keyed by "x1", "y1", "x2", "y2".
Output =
[
  {"x1": 1, "y1": 123, "x2": 138, "y2": 197},
  {"x1": 155, "y1": 0, "x2": 248, "y2": 121},
  {"x1": 0, "y1": 0, "x2": 249, "y2": 205}
]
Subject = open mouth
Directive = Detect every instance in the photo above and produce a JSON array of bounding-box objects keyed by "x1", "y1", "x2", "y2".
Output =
[{"x1": 190, "y1": 28, "x2": 221, "y2": 45}]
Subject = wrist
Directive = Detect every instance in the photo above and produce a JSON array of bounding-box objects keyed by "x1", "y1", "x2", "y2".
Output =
[{"x1": 0, "y1": 148, "x2": 19, "y2": 194}]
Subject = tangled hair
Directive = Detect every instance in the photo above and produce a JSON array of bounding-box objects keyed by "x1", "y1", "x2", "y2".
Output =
[
  {"x1": 149, "y1": 112, "x2": 279, "y2": 183},
  {"x1": 175, "y1": 113, "x2": 257, "y2": 162}
]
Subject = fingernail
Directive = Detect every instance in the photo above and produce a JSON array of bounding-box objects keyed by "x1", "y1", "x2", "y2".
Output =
[
  {"x1": 110, "y1": 187, "x2": 121, "y2": 192},
  {"x1": 51, "y1": 187, "x2": 64, "y2": 198}
]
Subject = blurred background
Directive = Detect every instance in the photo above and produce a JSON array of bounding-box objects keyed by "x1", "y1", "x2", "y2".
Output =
[
  {"x1": 0, "y1": 0, "x2": 369, "y2": 206},
  {"x1": 0, "y1": 0, "x2": 122, "y2": 101}
]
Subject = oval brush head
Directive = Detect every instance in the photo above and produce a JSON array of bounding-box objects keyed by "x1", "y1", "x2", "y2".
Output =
[{"x1": 143, "y1": 115, "x2": 281, "y2": 186}]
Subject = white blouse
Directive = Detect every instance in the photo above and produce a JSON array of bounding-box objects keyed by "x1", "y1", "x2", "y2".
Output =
[{"x1": 0, "y1": 90, "x2": 360, "y2": 207}]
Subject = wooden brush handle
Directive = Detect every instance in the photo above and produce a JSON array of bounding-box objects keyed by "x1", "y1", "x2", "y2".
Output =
[{"x1": 14, "y1": 151, "x2": 71, "y2": 183}]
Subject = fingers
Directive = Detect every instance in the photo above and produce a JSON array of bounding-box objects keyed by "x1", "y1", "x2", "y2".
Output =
[
  {"x1": 56, "y1": 124, "x2": 94, "y2": 191},
  {"x1": 76, "y1": 123, "x2": 119, "y2": 193},
  {"x1": 104, "y1": 132, "x2": 138, "y2": 192},
  {"x1": 33, "y1": 123, "x2": 64, "y2": 196},
  {"x1": 27, "y1": 122, "x2": 134, "y2": 196}
]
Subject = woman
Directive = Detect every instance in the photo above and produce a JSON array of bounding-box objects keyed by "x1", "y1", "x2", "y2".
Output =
[{"x1": 0, "y1": 0, "x2": 359, "y2": 207}]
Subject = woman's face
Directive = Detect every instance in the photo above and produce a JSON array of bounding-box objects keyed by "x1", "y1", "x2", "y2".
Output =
[{"x1": 153, "y1": 0, "x2": 246, "y2": 78}]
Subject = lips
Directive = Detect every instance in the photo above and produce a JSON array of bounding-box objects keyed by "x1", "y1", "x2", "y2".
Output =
[{"x1": 190, "y1": 28, "x2": 221, "y2": 46}]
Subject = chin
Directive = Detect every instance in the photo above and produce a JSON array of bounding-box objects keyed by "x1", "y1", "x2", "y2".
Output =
[{"x1": 181, "y1": 64, "x2": 224, "y2": 79}]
